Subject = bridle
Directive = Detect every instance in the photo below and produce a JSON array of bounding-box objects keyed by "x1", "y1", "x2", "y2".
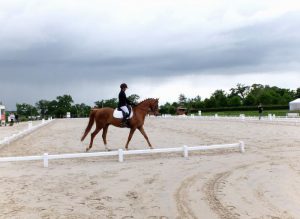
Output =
[
  {"x1": 134, "y1": 99, "x2": 159, "y2": 115},
  {"x1": 149, "y1": 101, "x2": 159, "y2": 115}
]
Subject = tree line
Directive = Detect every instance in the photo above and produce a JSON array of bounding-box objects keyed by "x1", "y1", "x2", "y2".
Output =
[
  {"x1": 14, "y1": 84, "x2": 300, "y2": 119},
  {"x1": 159, "y1": 84, "x2": 300, "y2": 114},
  {"x1": 16, "y1": 95, "x2": 91, "y2": 120},
  {"x1": 15, "y1": 94, "x2": 141, "y2": 120}
]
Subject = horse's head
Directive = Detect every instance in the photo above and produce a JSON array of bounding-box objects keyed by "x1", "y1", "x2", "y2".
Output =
[{"x1": 149, "y1": 98, "x2": 159, "y2": 116}]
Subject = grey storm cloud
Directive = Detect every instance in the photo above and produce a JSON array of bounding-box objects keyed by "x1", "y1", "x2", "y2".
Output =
[{"x1": 1, "y1": 11, "x2": 300, "y2": 79}]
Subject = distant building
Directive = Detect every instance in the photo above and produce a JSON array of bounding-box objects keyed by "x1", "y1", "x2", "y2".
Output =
[{"x1": 176, "y1": 107, "x2": 187, "y2": 115}]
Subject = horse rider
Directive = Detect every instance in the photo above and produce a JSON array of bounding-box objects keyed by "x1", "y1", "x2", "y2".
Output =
[{"x1": 118, "y1": 83, "x2": 132, "y2": 126}]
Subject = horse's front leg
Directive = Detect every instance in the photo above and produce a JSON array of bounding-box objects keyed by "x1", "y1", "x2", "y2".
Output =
[
  {"x1": 138, "y1": 126, "x2": 153, "y2": 149},
  {"x1": 125, "y1": 127, "x2": 136, "y2": 150},
  {"x1": 102, "y1": 124, "x2": 110, "y2": 151}
]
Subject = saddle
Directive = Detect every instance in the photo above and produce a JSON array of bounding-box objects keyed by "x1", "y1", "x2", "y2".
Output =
[{"x1": 113, "y1": 106, "x2": 134, "y2": 119}]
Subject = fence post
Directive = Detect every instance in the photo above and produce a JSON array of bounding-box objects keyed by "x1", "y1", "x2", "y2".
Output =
[
  {"x1": 118, "y1": 149, "x2": 124, "y2": 162},
  {"x1": 239, "y1": 141, "x2": 245, "y2": 153},
  {"x1": 28, "y1": 121, "x2": 33, "y2": 129},
  {"x1": 268, "y1": 114, "x2": 273, "y2": 121},
  {"x1": 4, "y1": 137, "x2": 8, "y2": 144},
  {"x1": 183, "y1": 145, "x2": 189, "y2": 158},
  {"x1": 43, "y1": 153, "x2": 49, "y2": 168}
]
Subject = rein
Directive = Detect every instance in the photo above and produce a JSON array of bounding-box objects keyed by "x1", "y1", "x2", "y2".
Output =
[{"x1": 134, "y1": 104, "x2": 150, "y2": 112}]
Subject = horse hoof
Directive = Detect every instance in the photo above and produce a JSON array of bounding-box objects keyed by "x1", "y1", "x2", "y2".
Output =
[{"x1": 86, "y1": 148, "x2": 90, "y2": 152}]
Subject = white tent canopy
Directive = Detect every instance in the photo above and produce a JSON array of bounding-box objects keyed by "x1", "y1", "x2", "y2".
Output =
[{"x1": 289, "y1": 98, "x2": 300, "y2": 111}]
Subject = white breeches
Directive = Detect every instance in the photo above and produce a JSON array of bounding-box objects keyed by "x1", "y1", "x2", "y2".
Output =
[{"x1": 120, "y1": 106, "x2": 129, "y2": 114}]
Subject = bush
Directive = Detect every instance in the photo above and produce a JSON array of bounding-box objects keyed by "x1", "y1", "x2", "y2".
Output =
[{"x1": 198, "y1": 105, "x2": 288, "y2": 112}]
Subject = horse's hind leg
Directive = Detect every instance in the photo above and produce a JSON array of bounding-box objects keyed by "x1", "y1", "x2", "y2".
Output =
[
  {"x1": 87, "y1": 126, "x2": 102, "y2": 152},
  {"x1": 102, "y1": 124, "x2": 110, "y2": 151}
]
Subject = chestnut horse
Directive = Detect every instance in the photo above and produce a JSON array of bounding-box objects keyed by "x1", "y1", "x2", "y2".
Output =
[{"x1": 81, "y1": 98, "x2": 159, "y2": 151}]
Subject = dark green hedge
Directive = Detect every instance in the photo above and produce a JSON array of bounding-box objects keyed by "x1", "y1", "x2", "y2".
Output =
[{"x1": 190, "y1": 105, "x2": 289, "y2": 113}]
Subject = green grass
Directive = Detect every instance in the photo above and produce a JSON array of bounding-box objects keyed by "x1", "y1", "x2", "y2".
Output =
[{"x1": 198, "y1": 109, "x2": 298, "y2": 117}]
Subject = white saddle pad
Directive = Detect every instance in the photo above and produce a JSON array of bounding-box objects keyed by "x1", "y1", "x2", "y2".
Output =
[{"x1": 113, "y1": 108, "x2": 134, "y2": 119}]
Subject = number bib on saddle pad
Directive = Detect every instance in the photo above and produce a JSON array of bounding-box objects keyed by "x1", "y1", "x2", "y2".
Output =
[{"x1": 113, "y1": 107, "x2": 134, "y2": 119}]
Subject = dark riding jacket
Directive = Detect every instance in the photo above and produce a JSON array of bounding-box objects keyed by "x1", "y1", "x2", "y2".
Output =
[{"x1": 118, "y1": 90, "x2": 132, "y2": 108}]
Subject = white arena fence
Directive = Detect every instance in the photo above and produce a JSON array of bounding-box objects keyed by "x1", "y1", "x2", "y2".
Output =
[
  {"x1": 158, "y1": 114, "x2": 300, "y2": 124},
  {"x1": 0, "y1": 141, "x2": 245, "y2": 168},
  {"x1": 0, "y1": 118, "x2": 54, "y2": 146}
]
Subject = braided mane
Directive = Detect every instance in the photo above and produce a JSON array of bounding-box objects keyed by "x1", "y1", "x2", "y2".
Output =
[{"x1": 136, "y1": 98, "x2": 156, "y2": 106}]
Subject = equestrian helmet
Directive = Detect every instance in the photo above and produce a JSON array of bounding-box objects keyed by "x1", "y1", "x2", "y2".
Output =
[{"x1": 120, "y1": 83, "x2": 128, "y2": 89}]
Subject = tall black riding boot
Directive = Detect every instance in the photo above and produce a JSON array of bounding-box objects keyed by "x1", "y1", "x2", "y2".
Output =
[
  {"x1": 124, "y1": 113, "x2": 130, "y2": 128},
  {"x1": 121, "y1": 111, "x2": 127, "y2": 127}
]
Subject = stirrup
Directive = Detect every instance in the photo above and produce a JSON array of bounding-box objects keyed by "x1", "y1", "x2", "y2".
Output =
[{"x1": 121, "y1": 120, "x2": 130, "y2": 128}]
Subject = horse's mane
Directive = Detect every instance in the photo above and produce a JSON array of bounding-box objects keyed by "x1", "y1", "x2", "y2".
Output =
[{"x1": 136, "y1": 98, "x2": 157, "y2": 106}]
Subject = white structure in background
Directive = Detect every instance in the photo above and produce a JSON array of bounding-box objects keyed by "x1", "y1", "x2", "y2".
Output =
[
  {"x1": 66, "y1": 112, "x2": 71, "y2": 118},
  {"x1": 0, "y1": 105, "x2": 5, "y2": 126},
  {"x1": 289, "y1": 98, "x2": 300, "y2": 111}
]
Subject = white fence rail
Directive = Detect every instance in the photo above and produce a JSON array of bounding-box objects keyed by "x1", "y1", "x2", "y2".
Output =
[
  {"x1": 0, "y1": 141, "x2": 245, "y2": 168},
  {"x1": 0, "y1": 118, "x2": 54, "y2": 146},
  {"x1": 158, "y1": 114, "x2": 300, "y2": 123}
]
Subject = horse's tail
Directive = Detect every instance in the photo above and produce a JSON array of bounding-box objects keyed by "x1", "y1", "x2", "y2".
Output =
[{"x1": 81, "y1": 109, "x2": 96, "y2": 141}]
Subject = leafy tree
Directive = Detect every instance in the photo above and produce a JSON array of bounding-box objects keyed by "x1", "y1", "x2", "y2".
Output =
[
  {"x1": 16, "y1": 103, "x2": 38, "y2": 117},
  {"x1": 171, "y1": 101, "x2": 179, "y2": 108},
  {"x1": 47, "y1": 100, "x2": 58, "y2": 117},
  {"x1": 295, "y1": 88, "x2": 300, "y2": 98},
  {"x1": 188, "y1": 95, "x2": 204, "y2": 109},
  {"x1": 71, "y1": 103, "x2": 91, "y2": 117},
  {"x1": 35, "y1": 100, "x2": 50, "y2": 118},
  {"x1": 247, "y1": 84, "x2": 266, "y2": 105},
  {"x1": 56, "y1": 95, "x2": 74, "y2": 117},
  {"x1": 203, "y1": 98, "x2": 216, "y2": 108},
  {"x1": 95, "y1": 98, "x2": 117, "y2": 108},
  {"x1": 244, "y1": 94, "x2": 256, "y2": 106},
  {"x1": 104, "y1": 98, "x2": 118, "y2": 108},
  {"x1": 258, "y1": 92, "x2": 273, "y2": 105},
  {"x1": 228, "y1": 96, "x2": 242, "y2": 107},
  {"x1": 127, "y1": 94, "x2": 140, "y2": 105},
  {"x1": 94, "y1": 100, "x2": 104, "y2": 108},
  {"x1": 211, "y1": 90, "x2": 228, "y2": 107},
  {"x1": 159, "y1": 102, "x2": 176, "y2": 114},
  {"x1": 178, "y1": 94, "x2": 187, "y2": 106},
  {"x1": 230, "y1": 84, "x2": 250, "y2": 102}
]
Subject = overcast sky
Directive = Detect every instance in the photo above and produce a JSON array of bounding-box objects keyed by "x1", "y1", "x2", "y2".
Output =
[{"x1": 0, "y1": 0, "x2": 300, "y2": 110}]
